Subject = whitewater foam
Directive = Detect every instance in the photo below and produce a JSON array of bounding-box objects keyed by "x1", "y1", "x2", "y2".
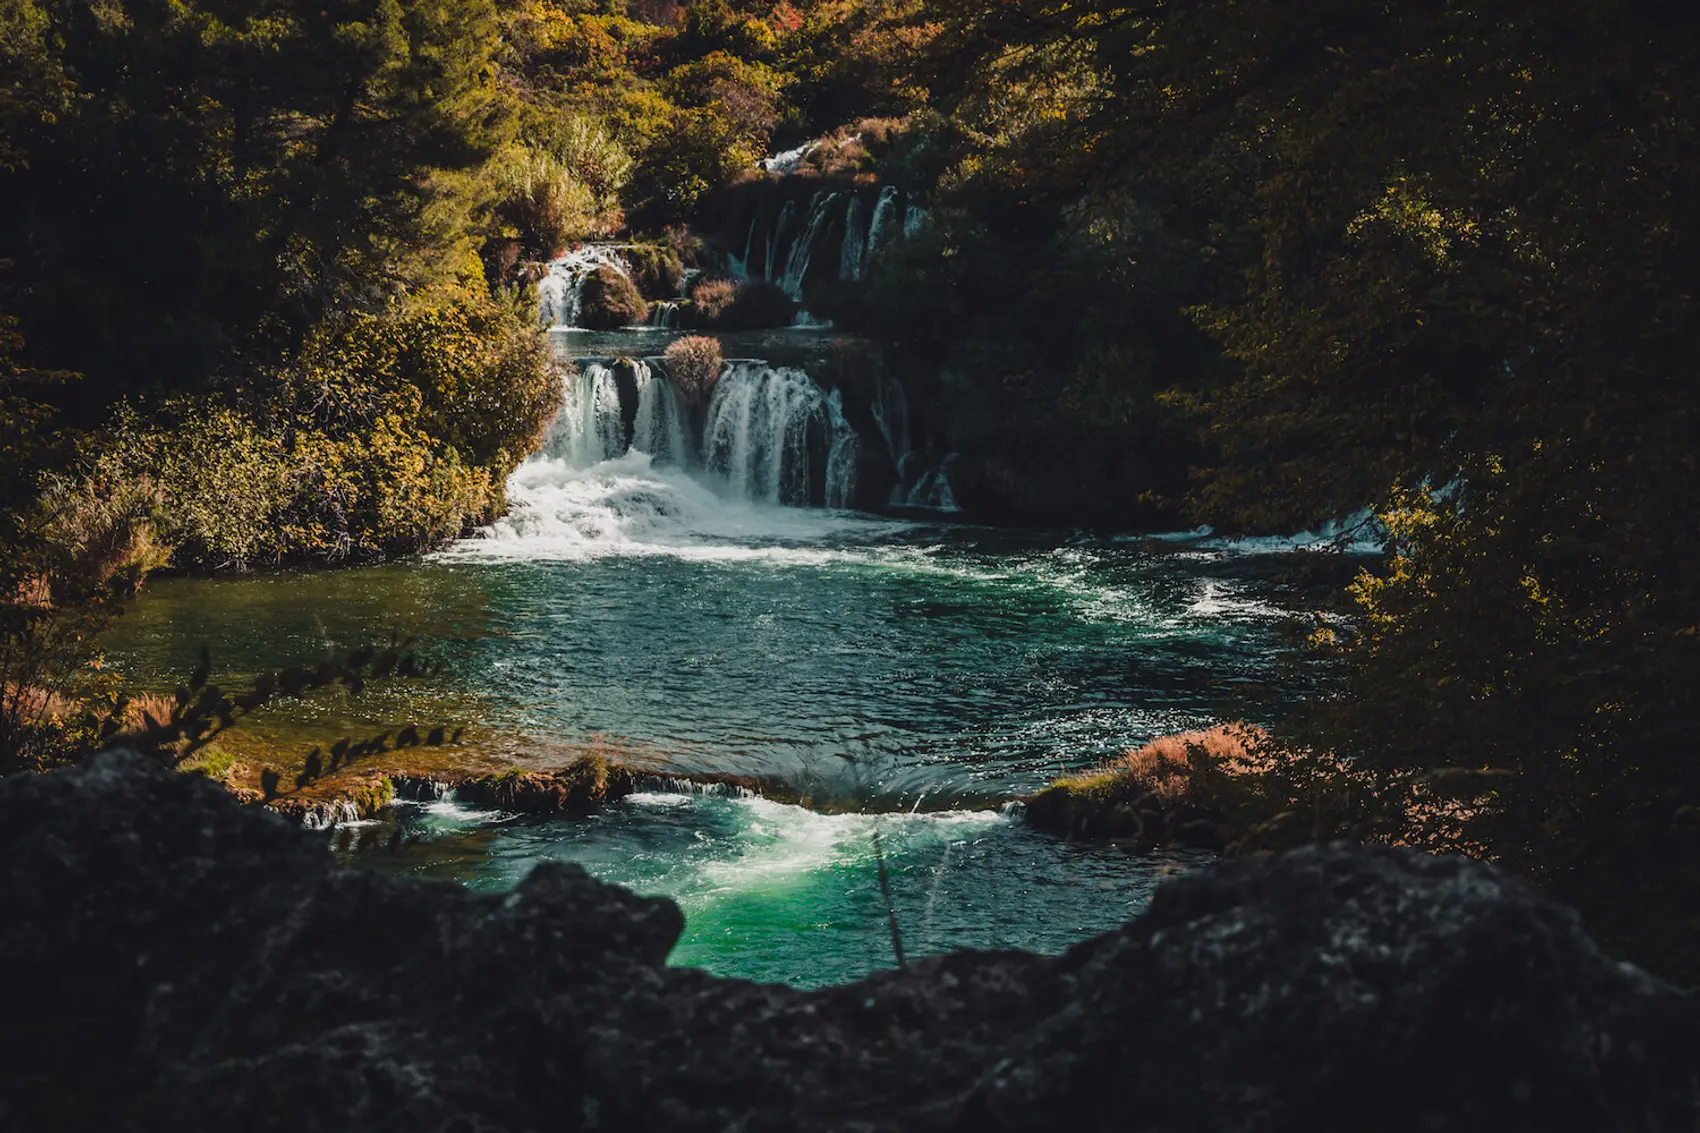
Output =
[
  {"x1": 686, "y1": 795, "x2": 1008, "y2": 898},
  {"x1": 442, "y1": 450, "x2": 904, "y2": 564}
]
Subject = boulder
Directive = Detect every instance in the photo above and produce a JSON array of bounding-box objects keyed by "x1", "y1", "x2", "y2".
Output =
[
  {"x1": 1, "y1": 751, "x2": 1694, "y2": 1132},
  {"x1": 578, "y1": 265, "x2": 648, "y2": 329}
]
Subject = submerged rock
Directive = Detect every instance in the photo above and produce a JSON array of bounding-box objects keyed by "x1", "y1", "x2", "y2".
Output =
[{"x1": 2, "y1": 751, "x2": 1695, "y2": 1132}]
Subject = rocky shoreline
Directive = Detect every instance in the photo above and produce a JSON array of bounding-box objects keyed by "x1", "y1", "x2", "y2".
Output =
[
  {"x1": 3, "y1": 751, "x2": 1696, "y2": 1131},
  {"x1": 247, "y1": 752, "x2": 1014, "y2": 829}
]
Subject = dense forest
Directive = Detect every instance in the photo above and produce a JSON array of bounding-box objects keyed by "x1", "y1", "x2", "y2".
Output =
[{"x1": 2, "y1": 0, "x2": 1697, "y2": 984}]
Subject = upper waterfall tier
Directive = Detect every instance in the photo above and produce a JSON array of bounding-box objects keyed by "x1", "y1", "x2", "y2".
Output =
[
  {"x1": 537, "y1": 245, "x2": 632, "y2": 330},
  {"x1": 732, "y1": 185, "x2": 929, "y2": 309}
]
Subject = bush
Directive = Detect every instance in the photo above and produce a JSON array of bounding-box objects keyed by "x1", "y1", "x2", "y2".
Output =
[
  {"x1": 688, "y1": 277, "x2": 738, "y2": 324},
  {"x1": 1026, "y1": 725, "x2": 1374, "y2": 851},
  {"x1": 493, "y1": 147, "x2": 599, "y2": 263},
  {"x1": 663, "y1": 336, "x2": 722, "y2": 403},
  {"x1": 57, "y1": 292, "x2": 555, "y2": 570},
  {"x1": 719, "y1": 279, "x2": 796, "y2": 330},
  {"x1": 624, "y1": 244, "x2": 686, "y2": 299},
  {"x1": 544, "y1": 115, "x2": 634, "y2": 213},
  {"x1": 688, "y1": 277, "x2": 794, "y2": 330},
  {"x1": 578, "y1": 266, "x2": 650, "y2": 328}
]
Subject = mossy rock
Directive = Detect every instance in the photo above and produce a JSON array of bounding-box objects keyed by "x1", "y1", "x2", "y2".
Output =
[
  {"x1": 579, "y1": 266, "x2": 649, "y2": 329},
  {"x1": 1026, "y1": 775, "x2": 1176, "y2": 844},
  {"x1": 624, "y1": 244, "x2": 686, "y2": 300},
  {"x1": 453, "y1": 755, "x2": 635, "y2": 815}
]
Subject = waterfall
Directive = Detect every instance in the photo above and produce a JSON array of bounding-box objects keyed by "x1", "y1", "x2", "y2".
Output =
[
  {"x1": 824, "y1": 390, "x2": 858, "y2": 509},
  {"x1": 546, "y1": 364, "x2": 627, "y2": 467},
  {"x1": 537, "y1": 244, "x2": 630, "y2": 329},
  {"x1": 903, "y1": 204, "x2": 930, "y2": 239},
  {"x1": 545, "y1": 361, "x2": 694, "y2": 469},
  {"x1": 869, "y1": 377, "x2": 911, "y2": 471},
  {"x1": 865, "y1": 187, "x2": 902, "y2": 265},
  {"x1": 777, "y1": 191, "x2": 842, "y2": 300},
  {"x1": 650, "y1": 301, "x2": 680, "y2": 328},
  {"x1": 905, "y1": 462, "x2": 960, "y2": 511},
  {"x1": 702, "y1": 363, "x2": 858, "y2": 507},
  {"x1": 839, "y1": 196, "x2": 867, "y2": 282},
  {"x1": 542, "y1": 358, "x2": 855, "y2": 507},
  {"x1": 632, "y1": 363, "x2": 694, "y2": 467},
  {"x1": 764, "y1": 200, "x2": 797, "y2": 282},
  {"x1": 762, "y1": 140, "x2": 820, "y2": 174},
  {"x1": 732, "y1": 215, "x2": 759, "y2": 280},
  {"x1": 863, "y1": 374, "x2": 959, "y2": 511}
]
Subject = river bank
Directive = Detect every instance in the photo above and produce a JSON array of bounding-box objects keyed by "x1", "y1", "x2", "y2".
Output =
[{"x1": 9, "y1": 751, "x2": 1695, "y2": 1132}]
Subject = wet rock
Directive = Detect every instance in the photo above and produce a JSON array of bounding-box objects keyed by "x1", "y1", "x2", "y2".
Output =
[{"x1": 1, "y1": 752, "x2": 1694, "y2": 1132}]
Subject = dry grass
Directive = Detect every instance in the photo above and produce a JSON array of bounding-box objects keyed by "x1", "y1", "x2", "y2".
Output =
[
  {"x1": 690, "y1": 277, "x2": 738, "y2": 323},
  {"x1": 1051, "y1": 723, "x2": 1268, "y2": 803},
  {"x1": 664, "y1": 335, "x2": 722, "y2": 403},
  {"x1": 1029, "y1": 723, "x2": 1374, "y2": 851}
]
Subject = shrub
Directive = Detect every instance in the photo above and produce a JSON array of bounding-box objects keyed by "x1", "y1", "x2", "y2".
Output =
[
  {"x1": 687, "y1": 277, "x2": 794, "y2": 330},
  {"x1": 624, "y1": 244, "x2": 686, "y2": 299},
  {"x1": 545, "y1": 115, "x2": 634, "y2": 213},
  {"x1": 689, "y1": 277, "x2": 738, "y2": 324},
  {"x1": 578, "y1": 266, "x2": 650, "y2": 328},
  {"x1": 492, "y1": 147, "x2": 599, "y2": 262},
  {"x1": 1026, "y1": 724, "x2": 1374, "y2": 851},
  {"x1": 663, "y1": 336, "x2": 723, "y2": 403},
  {"x1": 52, "y1": 292, "x2": 555, "y2": 570},
  {"x1": 661, "y1": 225, "x2": 714, "y2": 270},
  {"x1": 719, "y1": 279, "x2": 796, "y2": 330}
]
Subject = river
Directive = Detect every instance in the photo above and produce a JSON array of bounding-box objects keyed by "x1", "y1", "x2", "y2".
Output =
[{"x1": 102, "y1": 325, "x2": 1343, "y2": 988}]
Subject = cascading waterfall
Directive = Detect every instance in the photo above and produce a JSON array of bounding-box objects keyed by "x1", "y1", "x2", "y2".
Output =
[
  {"x1": 824, "y1": 390, "x2": 858, "y2": 509},
  {"x1": 532, "y1": 358, "x2": 857, "y2": 511},
  {"x1": 905, "y1": 455, "x2": 960, "y2": 511},
  {"x1": 702, "y1": 363, "x2": 857, "y2": 507},
  {"x1": 631, "y1": 363, "x2": 694, "y2": 467},
  {"x1": 548, "y1": 363, "x2": 628, "y2": 467},
  {"x1": 869, "y1": 377, "x2": 911, "y2": 472},
  {"x1": 839, "y1": 196, "x2": 866, "y2": 282},
  {"x1": 764, "y1": 201, "x2": 798, "y2": 282},
  {"x1": 737, "y1": 187, "x2": 926, "y2": 310},
  {"x1": 863, "y1": 376, "x2": 957, "y2": 510},
  {"x1": 865, "y1": 186, "x2": 903, "y2": 263},
  {"x1": 777, "y1": 191, "x2": 842, "y2": 300},
  {"x1": 761, "y1": 140, "x2": 820, "y2": 174},
  {"x1": 537, "y1": 244, "x2": 631, "y2": 329},
  {"x1": 649, "y1": 301, "x2": 681, "y2": 328}
]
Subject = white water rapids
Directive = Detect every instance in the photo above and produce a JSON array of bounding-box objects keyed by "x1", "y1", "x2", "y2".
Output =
[{"x1": 454, "y1": 359, "x2": 875, "y2": 561}]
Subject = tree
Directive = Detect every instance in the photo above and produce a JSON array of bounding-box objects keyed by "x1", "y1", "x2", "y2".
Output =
[{"x1": 0, "y1": 0, "x2": 513, "y2": 406}]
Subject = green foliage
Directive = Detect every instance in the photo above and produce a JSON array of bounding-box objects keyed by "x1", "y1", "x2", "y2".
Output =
[
  {"x1": 0, "y1": 0, "x2": 515, "y2": 402},
  {"x1": 0, "y1": 317, "x2": 134, "y2": 774},
  {"x1": 70, "y1": 293, "x2": 553, "y2": 569},
  {"x1": 492, "y1": 146, "x2": 602, "y2": 262},
  {"x1": 543, "y1": 115, "x2": 637, "y2": 214},
  {"x1": 624, "y1": 244, "x2": 687, "y2": 299}
]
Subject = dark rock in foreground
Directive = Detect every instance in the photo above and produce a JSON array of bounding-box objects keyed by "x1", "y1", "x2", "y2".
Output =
[{"x1": 2, "y1": 753, "x2": 1695, "y2": 1132}]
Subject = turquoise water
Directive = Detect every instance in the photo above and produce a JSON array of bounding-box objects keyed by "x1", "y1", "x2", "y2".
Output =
[
  {"x1": 102, "y1": 337, "x2": 1330, "y2": 988},
  {"x1": 108, "y1": 517, "x2": 1303, "y2": 987}
]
